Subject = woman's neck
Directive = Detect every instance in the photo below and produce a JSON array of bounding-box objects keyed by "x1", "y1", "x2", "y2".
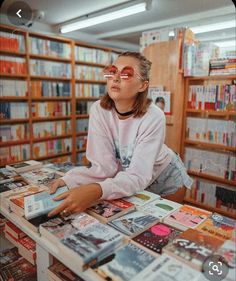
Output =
[{"x1": 114, "y1": 100, "x2": 134, "y2": 114}]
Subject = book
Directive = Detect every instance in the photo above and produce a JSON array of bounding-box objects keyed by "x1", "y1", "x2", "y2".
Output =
[
  {"x1": 123, "y1": 190, "x2": 160, "y2": 208},
  {"x1": 24, "y1": 186, "x2": 68, "y2": 220},
  {"x1": 87, "y1": 199, "x2": 135, "y2": 223},
  {"x1": 0, "y1": 178, "x2": 28, "y2": 193},
  {"x1": 133, "y1": 222, "x2": 182, "y2": 254},
  {"x1": 20, "y1": 167, "x2": 63, "y2": 186},
  {"x1": 135, "y1": 253, "x2": 201, "y2": 281},
  {"x1": 0, "y1": 247, "x2": 21, "y2": 269},
  {"x1": 196, "y1": 212, "x2": 236, "y2": 241},
  {"x1": 0, "y1": 256, "x2": 37, "y2": 281},
  {"x1": 163, "y1": 228, "x2": 224, "y2": 271},
  {"x1": 92, "y1": 242, "x2": 156, "y2": 281},
  {"x1": 5, "y1": 221, "x2": 26, "y2": 240},
  {"x1": 139, "y1": 198, "x2": 182, "y2": 220},
  {"x1": 108, "y1": 210, "x2": 159, "y2": 238},
  {"x1": 216, "y1": 240, "x2": 236, "y2": 281},
  {"x1": 8, "y1": 185, "x2": 48, "y2": 216},
  {"x1": 0, "y1": 168, "x2": 18, "y2": 184},
  {"x1": 39, "y1": 213, "x2": 124, "y2": 272},
  {"x1": 48, "y1": 261, "x2": 85, "y2": 281},
  {"x1": 18, "y1": 236, "x2": 36, "y2": 265},
  {"x1": 4, "y1": 230, "x2": 19, "y2": 247},
  {"x1": 6, "y1": 160, "x2": 42, "y2": 173},
  {"x1": 164, "y1": 205, "x2": 211, "y2": 231}
]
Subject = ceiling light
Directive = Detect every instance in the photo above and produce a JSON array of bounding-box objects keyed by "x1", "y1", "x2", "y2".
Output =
[
  {"x1": 214, "y1": 40, "x2": 236, "y2": 48},
  {"x1": 60, "y1": 2, "x2": 147, "y2": 33},
  {"x1": 190, "y1": 20, "x2": 235, "y2": 34}
]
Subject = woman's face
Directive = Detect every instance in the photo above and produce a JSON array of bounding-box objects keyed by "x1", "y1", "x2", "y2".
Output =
[{"x1": 106, "y1": 56, "x2": 148, "y2": 103}]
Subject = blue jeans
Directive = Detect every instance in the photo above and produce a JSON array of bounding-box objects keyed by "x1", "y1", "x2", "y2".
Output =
[{"x1": 146, "y1": 153, "x2": 193, "y2": 196}]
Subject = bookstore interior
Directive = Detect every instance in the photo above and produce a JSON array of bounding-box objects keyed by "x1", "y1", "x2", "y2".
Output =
[{"x1": 0, "y1": 0, "x2": 235, "y2": 280}]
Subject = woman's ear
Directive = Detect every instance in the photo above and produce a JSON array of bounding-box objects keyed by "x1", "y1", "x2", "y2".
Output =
[{"x1": 139, "y1": 80, "x2": 149, "y2": 92}]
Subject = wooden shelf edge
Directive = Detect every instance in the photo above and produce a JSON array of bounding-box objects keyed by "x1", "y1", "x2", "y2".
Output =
[
  {"x1": 0, "y1": 140, "x2": 30, "y2": 147},
  {"x1": 0, "y1": 118, "x2": 29, "y2": 124},
  {"x1": 29, "y1": 54, "x2": 71, "y2": 62},
  {"x1": 186, "y1": 109, "x2": 236, "y2": 117},
  {"x1": 188, "y1": 170, "x2": 236, "y2": 186},
  {"x1": 33, "y1": 134, "x2": 72, "y2": 143},
  {"x1": 0, "y1": 73, "x2": 27, "y2": 78},
  {"x1": 76, "y1": 132, "x2": 88, "y2": 137},
  {"x1": 76, "y1": 97, "x2": 100, "y2": 101},
  {"x1": 76, "y1": 114, "x2": 89, "y2": 118},
  {"x1": 30, "y1": 76, "x2": 71, "y2": 81},
  {"x1": 186, "y1": 75, "x2": 236, "y2": 80},
  {"x1": 34, "y1": 152, "x2": 72, "y2": 161},
  {"x1": 77, "y1": 148, "x2": 86, "y2": 153},
  {"x1": 75, "y1": 79, "x2": 106, "y2": 84},
  {"x1": 0, "y1": 50, "x2": 26, "y2": 56},
  {"x1": 184, "y1": 198, "x2": 236, "y2": 219},
  {"x1": 75, "y1": 60, "x2": 105, "y2": 67},
  {"x1": 184, "y1": 139, "x2": 236, "y2": 152},
  {"x1": 0, "y1": 97, "x2": 29, "y2": 101},
  {"x1": 32, "y1": 116, "x2": 71, "y2": 122},
  {"x1": 32, "y1": 97, "x2": 71, "y2": 101}
]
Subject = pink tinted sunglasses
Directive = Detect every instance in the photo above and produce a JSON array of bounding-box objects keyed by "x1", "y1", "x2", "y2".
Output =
[{"x1": 103, "y1": 65, "x2": 143, "y2": 80}]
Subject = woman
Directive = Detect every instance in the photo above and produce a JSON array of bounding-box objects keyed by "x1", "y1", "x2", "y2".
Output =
[{"x1": 48, "y1": 52, "x2": 192, "y2": 217}]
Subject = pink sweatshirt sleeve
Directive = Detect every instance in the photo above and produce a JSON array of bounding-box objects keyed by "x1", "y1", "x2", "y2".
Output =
[
  {"x1": 61, "y1": 102, "x2": 120, "y2": 188},
  {"x1": 99, "y1": 111, "x2": 166, "y2": 200}
]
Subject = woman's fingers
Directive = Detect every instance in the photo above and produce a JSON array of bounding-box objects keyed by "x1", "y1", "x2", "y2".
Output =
[
  {"x1": 48, "y1": 200, "x2": 68, "y2": 217},
  {"x1": 53, "y1": 191, "x2": 69, "y2": 201},
  {"x1": 50, "y1": 179, "x2": 65, "y2": 194}
]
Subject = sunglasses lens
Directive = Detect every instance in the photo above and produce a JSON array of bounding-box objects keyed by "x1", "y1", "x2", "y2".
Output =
[
  {"x1": 103, "y1": 65, "x2": 117, "y2": 79},
  {"x1": 120, "y1": 67, "x2": 134, "y2": 80}
]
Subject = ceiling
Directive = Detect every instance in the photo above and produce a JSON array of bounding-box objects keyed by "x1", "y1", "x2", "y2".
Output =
[{"x1": 1, "y1": 0, "x2": 235, "y2": 50}]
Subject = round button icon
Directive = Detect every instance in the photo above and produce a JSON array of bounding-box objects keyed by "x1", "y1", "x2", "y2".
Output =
[
  {"x1": 7, "y1": 1, "x2": 32, "y2": 26},
  {"x1": 202, "y1": 255, "x2": 229, "y2": 281}
]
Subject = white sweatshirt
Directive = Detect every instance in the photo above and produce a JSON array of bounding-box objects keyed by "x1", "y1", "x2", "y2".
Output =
[{"x1": 62, "y1": 100, "x2": 173, "y2": 200}]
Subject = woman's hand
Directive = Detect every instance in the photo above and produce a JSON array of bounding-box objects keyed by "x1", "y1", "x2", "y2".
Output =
[
  {"x1": 48, "y1": 183, "x2": 102, "y2": 217},
  {"x1": 50, "y1": 178, "x2": 66, "y2": 194}
]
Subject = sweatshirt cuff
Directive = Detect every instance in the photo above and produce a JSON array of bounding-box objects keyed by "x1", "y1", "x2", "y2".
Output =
[
  {"x1": 97, "y1": 179, "x2": 112, "y2": 200},
  {"x1": 61, "y1": 174, "x2": 76, "y2": 189}
]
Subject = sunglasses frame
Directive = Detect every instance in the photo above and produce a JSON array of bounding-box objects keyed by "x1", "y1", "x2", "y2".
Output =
[{"x1": 103, "y1": 65, "x2": 144, "y2": 81}]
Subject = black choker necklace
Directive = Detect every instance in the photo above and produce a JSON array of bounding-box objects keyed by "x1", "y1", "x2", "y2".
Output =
[{"x1": 114, "y1": 106, "x2": 134, "y2": 116}]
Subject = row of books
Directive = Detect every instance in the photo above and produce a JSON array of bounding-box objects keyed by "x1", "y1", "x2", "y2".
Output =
[
  {"x1": 76, "y1": 119, "x2": 89, "y2": 132},
  {"x1": 31, "y1": 101, "x2": 71, "y2": 117},
  {"x1": 33, "y1": 120, "x2": 72, "y2": 138},
  {"x1": 32, "y1": 138, "x2": 72, "y2": 158},
  {"x1": 186, "y1": 178, "x2": 236, "y2": 213},
  {"x1": 188, "y1": 84, "x2": 236, "y2": 111},
  {"x1": 31, "y1": 81, "x2": 71, "y2": 97},
  {"x1": 0, "y1": 124, "x2": 29, "y2": 143},
  {"x1": 29, "y1": 59, "x2": 71, "y2": 78},
  {"x1": 76, "y1": 136, "x2": 87, "y2": 150},
  {"x1": 0, "y1": 31, "x2": 25, "y2": 52},
  {"x1": 186, "y1": 117, "x2": 236, "y2": 147},
  {"x1": 0, "y1": 56, "x2": 27, "y2": 75},
  {"x1": 0, "y1": 144, "x2": 30, "y2": 164},
  {"x1": 210, "y1": 58, "x2": 236, "y2": 76},
  {"x1": 75, "y1": 83, "x2": 106, "y2": 98},
  {"x1": 75, "y1": 46, "x2": 110, "y2": 64},
  {"x1": 0, "y1": 79, "x2": 28, "y2": 97},
  {"x1": 76, "y1": 101, "x2": 94, "y2": 115},
  {"x1": 30, "y1": 36, "x2": 71, "y2": 58},
  {"x1": 0, "y1": 247, "x2": 37, "y2": 280},
  {"x1": 184, "y1": 147, "x2": 236, "y2": 181},
  {"x1": 0, "y1": 161, "x2": 235, "y2": 280},
  {"x1": 75, "y1": 65, "x2": 105, "y2": 81},
  {"x1": 183, "y1": 41, "x2": 218, "y2": 77},
  {"x1": 0, "y1": 102, "x2": 29, "y2": 119}
]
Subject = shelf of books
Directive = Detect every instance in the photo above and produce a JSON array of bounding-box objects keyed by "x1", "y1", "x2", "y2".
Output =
[
  {"x1": 1, "y1": 24, "x2": 122, "y2": 166},
  {"x1": 182, "y1": 75, "x2": 236, "y2": 219}
]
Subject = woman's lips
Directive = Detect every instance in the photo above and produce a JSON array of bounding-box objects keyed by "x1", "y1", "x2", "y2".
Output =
[{"x1": 111, "y1": 85, "x2": 120, "y2": 91}]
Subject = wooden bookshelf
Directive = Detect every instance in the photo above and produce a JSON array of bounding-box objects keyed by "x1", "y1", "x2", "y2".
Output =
[
  {"x1": 0, "y1": 140, "x2": 30, "y2": 147},
  {"x1": 182, "y1": 75, "x2": 236, "y2": 218},
  {"x1": 184, "y1": 198, "x2": 236, "y2": 219},
  {"x1": 0, "y1": 24, "x2": 121, "y2": 165}
]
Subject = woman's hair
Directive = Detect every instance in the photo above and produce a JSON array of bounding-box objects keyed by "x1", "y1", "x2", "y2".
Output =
[{"x1": 100, "y1": 51, "x2": 152, "y2": 117}]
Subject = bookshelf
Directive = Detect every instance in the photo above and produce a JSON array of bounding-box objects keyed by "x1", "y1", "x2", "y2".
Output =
[
  {"x1": 143, "y1": 40, "x2": 185, "y2": 153},
  {"x1": 0, "y1": 24, "x2": 122, "y2": 166},
  {"x1": 182, "y1": 75, "x2": 236, "y2": 219}
]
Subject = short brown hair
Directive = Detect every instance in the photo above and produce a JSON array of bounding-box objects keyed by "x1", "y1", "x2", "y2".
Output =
[{"x1": 100, "y1": 51, "x2": 152, "y2": 118}]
